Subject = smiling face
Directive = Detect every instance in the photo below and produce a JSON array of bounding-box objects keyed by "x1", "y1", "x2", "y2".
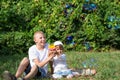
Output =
[
  {"x1": 55, "y1": 45, "x2": 64, "y2": 54},
  {"x1": 34, "y1": 31, "x2": 46, "y2": 47}
]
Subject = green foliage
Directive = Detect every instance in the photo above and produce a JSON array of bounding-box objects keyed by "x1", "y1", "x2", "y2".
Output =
[
  {"x1": 0, "y1": 0, "x2": 120, "y2": 54},
  {"x1": 0, "y1": 31, "x2": 33, "y2": 54}
]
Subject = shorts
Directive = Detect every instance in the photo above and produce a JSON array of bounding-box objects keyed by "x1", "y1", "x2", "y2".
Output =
[{"x1": 24, "y1": 63, "x2": 47, "y2": 78}]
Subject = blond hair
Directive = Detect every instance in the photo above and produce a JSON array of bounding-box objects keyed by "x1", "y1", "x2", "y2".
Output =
[{"x1": 33, "y1": 31, "x2": 44, "y2": 39}]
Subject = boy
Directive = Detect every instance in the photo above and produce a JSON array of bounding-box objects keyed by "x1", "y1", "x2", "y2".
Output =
[{"x1": 2, "y1": 31, "x2": 55, "y2": 80}]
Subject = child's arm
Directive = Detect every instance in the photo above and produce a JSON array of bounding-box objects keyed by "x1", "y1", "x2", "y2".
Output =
[{"x1": 49, "y1": 60, "x2": 54, "y2": 74}]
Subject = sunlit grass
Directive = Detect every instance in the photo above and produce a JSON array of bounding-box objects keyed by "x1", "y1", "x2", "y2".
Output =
[
  {"x1": 66, "y1": 51, "x2": 120, "y2": 80},
  {"x1": 0, "y1": 51, "x2": 120, "y2": 80}
]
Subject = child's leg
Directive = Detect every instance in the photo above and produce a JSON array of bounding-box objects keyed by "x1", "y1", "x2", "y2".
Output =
[
  {"x1": 15, "y1": 57, "x2": 29, "y2": 78},
  {"x1": 52, "y1": 73, "x2": 62, "y2": 79},
  {"x1": 72, "y1": 71, "x2": 80, "y2": 77},
  {"x1": 85, "y1": 69, "x2": 96, "y2": 75},
  {"x1": 2, "y1": 57, "x2": 29, "y2": 80},
  {"x1": 66, "y1": 74, "x2": 73, "y2": 79},
  {"x1": 52, "y1": 71, "x2": 63, "y2": 79},
  {"x1": 79, "y1": 68, "x2": 96, "y2": 76},
  {"x1": 72, "y1": 68, "x2": 96, "y2": 77},
  {"x1": 2, "y1": 57, "x2": 39, "y2": 80},
  {"x1": 23, "y1": 65, "x2": 38, "y2": 80}
]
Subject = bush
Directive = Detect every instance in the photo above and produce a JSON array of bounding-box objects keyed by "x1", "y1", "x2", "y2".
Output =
[
  {"x1": 0, "y1": 31, "x2": 33, "y2": 54},
  {"x1": 0, "y1": 0, "x2": 120, "y2": 54}
]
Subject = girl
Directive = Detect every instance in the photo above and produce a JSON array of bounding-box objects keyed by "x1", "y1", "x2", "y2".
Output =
[
  {"x1": 52, "y1": 41, "x2": 74, "y2": 79},
  {"x1": 51, "y1": 41, "x2": 96, "y2": 79}
]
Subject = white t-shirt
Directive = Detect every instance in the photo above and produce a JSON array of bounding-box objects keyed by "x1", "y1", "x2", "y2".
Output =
[
  {"x1": 53, "y1": 54, "x2": 68, "y2": 73},
  {"x1": 28, "y1": 43, "x2": 49, "y2": 73}
]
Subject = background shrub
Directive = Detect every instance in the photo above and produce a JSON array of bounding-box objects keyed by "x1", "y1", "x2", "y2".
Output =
[{"x1": 0, "y1": 0, "x2": 120, "y2": 54}]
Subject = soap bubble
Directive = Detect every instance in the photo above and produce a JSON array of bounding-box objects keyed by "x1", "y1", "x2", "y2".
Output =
[{"x1": 82, "y1": 58, "x2": 97, "y2": 69}]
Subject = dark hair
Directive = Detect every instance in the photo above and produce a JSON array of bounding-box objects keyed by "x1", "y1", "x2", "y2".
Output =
[{"x1": 55, "y1": 44, "x2": 64, "y2": 50}]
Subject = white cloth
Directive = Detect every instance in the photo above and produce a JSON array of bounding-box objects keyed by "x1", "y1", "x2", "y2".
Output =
[
  {"x1": 52, "y1": 54, "x2": 73, "y2": 79},
  {"x1": 28, "y1": 43, "x2": 49, "y2": 73},
  {"x1": 54, "y1": 41, "x2": 63, "y2": 46},
  {"x1": 53, "y1": 54, "x2": 68, "y2": 73}
]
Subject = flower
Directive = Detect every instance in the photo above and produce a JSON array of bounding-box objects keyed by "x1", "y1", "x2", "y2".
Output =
[{"x1": 49, "y1": 44, "x2": 56, "y2": 50}]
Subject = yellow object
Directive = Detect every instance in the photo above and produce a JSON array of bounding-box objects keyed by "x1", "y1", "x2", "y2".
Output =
[{"x1": 49, "y1": 44, "x2": 55, "y2": 49}]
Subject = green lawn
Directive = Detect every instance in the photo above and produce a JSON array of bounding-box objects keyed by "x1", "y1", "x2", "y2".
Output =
[{"x1": 0, "y1": 51, "x2": 120, "y2": 80}]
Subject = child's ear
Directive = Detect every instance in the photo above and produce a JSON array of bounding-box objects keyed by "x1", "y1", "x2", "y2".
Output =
[{"x1": 34, "y1": 38, "x2": 37, "y2": 43}]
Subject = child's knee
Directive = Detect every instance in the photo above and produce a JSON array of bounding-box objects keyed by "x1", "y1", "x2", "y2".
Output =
[
  {"x1": 23, "y1": 57, "x2": 29, "y2": 61},
  {"x1": 20, "y1": 57, "x2": 29, "y2": 66},
  {"x1": 23, "y1": 57, "x2": 29, "y2": 63},
  {"x1": 30, "y1": 65, "x2": 39, "y2": 74}
]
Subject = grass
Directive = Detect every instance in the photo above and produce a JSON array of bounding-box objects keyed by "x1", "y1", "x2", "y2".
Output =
[{"x1": 0, "y1": 51, "x2": 120, "y2": 80}]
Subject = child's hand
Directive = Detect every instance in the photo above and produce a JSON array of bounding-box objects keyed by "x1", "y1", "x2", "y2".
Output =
[
  {"x1": 48, "y1": 44, "x2": 59, "y2": 57},
  {"x1": 48, "y1": 50, "x2": 56, "y2": 59},
  {"x1": 48, "y1": 44, "x2": 56, "y2": 56}
]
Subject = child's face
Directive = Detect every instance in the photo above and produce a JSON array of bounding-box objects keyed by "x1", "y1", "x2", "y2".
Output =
[
  {"x1": 34, "y1": 33, "x2": 46, "y2": 46},
  {"x1": 55, "y1": 45, "x2": 63, "y2": 54}
]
